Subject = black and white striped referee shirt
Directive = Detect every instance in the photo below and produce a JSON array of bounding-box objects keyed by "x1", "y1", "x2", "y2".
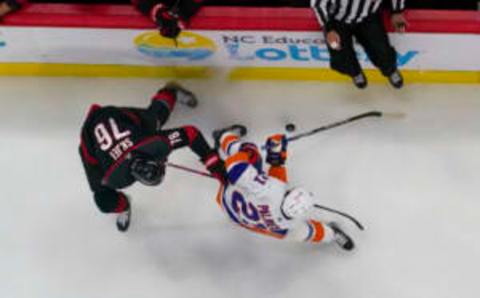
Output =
[{"x1": 311, "y1": 0, "x2": 405, "y2": 29}]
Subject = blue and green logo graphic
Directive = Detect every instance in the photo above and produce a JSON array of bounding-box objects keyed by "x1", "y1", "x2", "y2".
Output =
[{"x1": 134, "y1": 31, "x2": 216, "y2": 61}]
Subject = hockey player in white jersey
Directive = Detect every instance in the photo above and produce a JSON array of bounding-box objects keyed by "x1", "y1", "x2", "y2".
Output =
[{"x1": 213, "y1": 125, "x2": 355, "y2": 250}]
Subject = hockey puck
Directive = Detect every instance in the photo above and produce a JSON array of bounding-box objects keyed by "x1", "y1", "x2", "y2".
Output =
[{"x1": 285, "y1": 123, "x2": 296, "y2": 132}]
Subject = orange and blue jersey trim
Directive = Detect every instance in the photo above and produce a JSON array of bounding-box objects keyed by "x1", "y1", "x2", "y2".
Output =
[
  {"x1": 215, "y1": 184, "x2": 225, "y2": 208},
  {"x1": 224, "y1": 152, "x2": 250, "y2": 170},
  {"x1": 268, "y1": 165, "x2": 287, "y2": 183},
  {"x1": 224, "y1": 152, "x2": 250, "y2": 184},
  {"x1": 241, "y1": 223, "x2": 287, "y2": 240},
  {"x1": 220, "y1": 186, "x2": 243, "y2": 226},
  {"x1": 221, "y1": 133, "x2": 240, "y2": 155},
  {"x1": 305, "y1": 220, "x2": 326, "y2": 243}
]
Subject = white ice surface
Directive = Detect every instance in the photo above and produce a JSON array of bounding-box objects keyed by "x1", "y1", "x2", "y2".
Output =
[{"x1": 0, "y1": 77, "x2": 479, "y2": 298}]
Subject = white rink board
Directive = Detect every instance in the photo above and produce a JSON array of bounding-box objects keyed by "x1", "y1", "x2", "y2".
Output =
[{"x1": 0, "y1": 27, "x2": 479, "y2": 70}]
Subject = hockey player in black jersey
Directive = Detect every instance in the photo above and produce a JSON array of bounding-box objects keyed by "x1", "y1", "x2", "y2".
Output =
[
  {"x1": 79, "y1": 82, "x2": 225, "y2": 232},
  {"x1": 132, "y1": 0, "x2": 204, "y2": 38}
]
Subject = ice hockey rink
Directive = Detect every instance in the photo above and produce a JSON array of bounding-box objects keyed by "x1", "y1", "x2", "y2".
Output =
[{"x1": 1, "y1": 77, "x2": 479, "y2": 298}]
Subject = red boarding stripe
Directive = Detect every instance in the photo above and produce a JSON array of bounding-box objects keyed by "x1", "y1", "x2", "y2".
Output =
[
  {"x1": 1, "y1": 4, "x2": 479, "y2": 34},
  {"x1": 18, "y1": 4, "x2": 139, "y2": 15},
  {"x1": 2, "y1": 4, "x2": 154, "y2": 29}
]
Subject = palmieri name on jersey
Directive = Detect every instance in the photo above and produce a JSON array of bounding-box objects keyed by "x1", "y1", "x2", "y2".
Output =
[{"x1": 222, "y1": 169, "x2": 288, "y2": 237}]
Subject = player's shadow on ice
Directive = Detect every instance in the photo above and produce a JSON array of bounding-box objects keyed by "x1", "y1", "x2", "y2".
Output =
[{"x1": 131, "y1": 224, "x2": 343, "y2": 295}]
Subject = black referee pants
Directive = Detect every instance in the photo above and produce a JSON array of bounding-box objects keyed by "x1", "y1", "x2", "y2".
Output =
[{"x1": 326, "y1": 13, "x2": 398, "y2": 77}]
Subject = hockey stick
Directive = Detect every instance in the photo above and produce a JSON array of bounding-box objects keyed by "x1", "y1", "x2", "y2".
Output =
[
  {"x1": 166, "y1": 162, "x2": 214, "y2": 178},
  {"x1": 167, "y1": 110, "x2": 403, "y2": 178},
  {"x1": 262, "y1": 110, "x2": 384, "y2": 150},
  {"x1": 314, "y1": 204, "x2": 365, "y2": 231},
  {"x1": 288, "y1": 110, "x2": 382, "y2": 142}
]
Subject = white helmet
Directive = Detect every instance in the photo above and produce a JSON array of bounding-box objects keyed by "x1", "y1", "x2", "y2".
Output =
[{"x1": 281, "y1": 187, "x2": 314, "y2": 220}]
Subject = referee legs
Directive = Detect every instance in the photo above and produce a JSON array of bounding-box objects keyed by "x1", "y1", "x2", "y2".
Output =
[
  {"x1": 325, "y1": 14, "x2": 404, "y2": 89},
  {"x1": 354, "y1": 14, "x2": 398, "y2": 77},
  {"x1": 326, "y1": 23, "x2": 363, "y2": 78}
]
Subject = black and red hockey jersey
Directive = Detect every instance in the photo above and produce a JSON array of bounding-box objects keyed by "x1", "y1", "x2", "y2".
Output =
[
  {"x1": 79, "y1": 88, "x2": 217, "y2": 195},
  {"x1": 79, "y1": 104, "x2": 172, "y2": 191}
]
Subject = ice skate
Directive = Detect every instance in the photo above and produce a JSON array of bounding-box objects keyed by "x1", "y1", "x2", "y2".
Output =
[
  {"x1": 164, "y1": 81, "x2": 198, "y2": 108},
  {"x1": 388, "y1": 70, "x2": 404, "y2": 89},
  {"x1": 212, "y1": 124, "x2": 247, "y2": 150},
  {"x1": 328, "y1": 222, "x2": 355, "y2": 251},
  {"x1": 352, "y1": 72, "x2": 368, "y2": 89},
  {"x1": 116, "y1": 207, "x2": 131, "y2": 232}
]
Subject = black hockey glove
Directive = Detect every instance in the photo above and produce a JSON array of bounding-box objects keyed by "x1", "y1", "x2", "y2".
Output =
[
  {"x1": 153, "y1": 4, "x2": 183, "y2": 39},
  {"x1": 202, "y1": 152, "x2": 227, "y2": 184},
  {"x1": 265, "y1": 134, "x2": 288, "y2": 166}
]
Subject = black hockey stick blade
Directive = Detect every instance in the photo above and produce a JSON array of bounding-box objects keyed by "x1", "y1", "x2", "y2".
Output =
[
  {"x1": 287, "y1": 110, "x2": 382, "y2": 143},
  {"x1": 314, "y1": 204, "x2": 365, "y2": 231},
  {"x1": 262, "y1": 111, "x2": 382, "y2": 150}
]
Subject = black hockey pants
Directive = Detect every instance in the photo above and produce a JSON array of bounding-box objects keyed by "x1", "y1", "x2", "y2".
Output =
[{"x1": 326, "y1": 13, "x2": 398, "y2": 77}]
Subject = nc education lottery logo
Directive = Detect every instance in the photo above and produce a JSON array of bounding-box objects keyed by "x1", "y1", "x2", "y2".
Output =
[
  {"x1": 134, "y1": 31, "x2": 216, "y2": 61},
  {"x1": 221, "y1": 34, "x2": 418, "y2": 67}
]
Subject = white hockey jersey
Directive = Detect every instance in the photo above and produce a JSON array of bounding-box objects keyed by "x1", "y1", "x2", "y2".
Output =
[
  {"x1": 216, "y1": 157, "x2": 290, "y2": 238},
  {"x1": 215, "y1": 132, "x2": 332, "y2": 243}
]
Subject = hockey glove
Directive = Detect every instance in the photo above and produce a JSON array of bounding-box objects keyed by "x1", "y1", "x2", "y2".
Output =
[
  {"x1": 239, "y1": 142, "x2": 263, "y2": 172},
  {"x1": 202, "y1": 152, "x2": 227, "y2": 184},
  {"x1": 265, "y1": 134, "x2": 288, "y2": 166},
  {"x1": 152, "y1": 4, "x2": 184, "y2": 39}
]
